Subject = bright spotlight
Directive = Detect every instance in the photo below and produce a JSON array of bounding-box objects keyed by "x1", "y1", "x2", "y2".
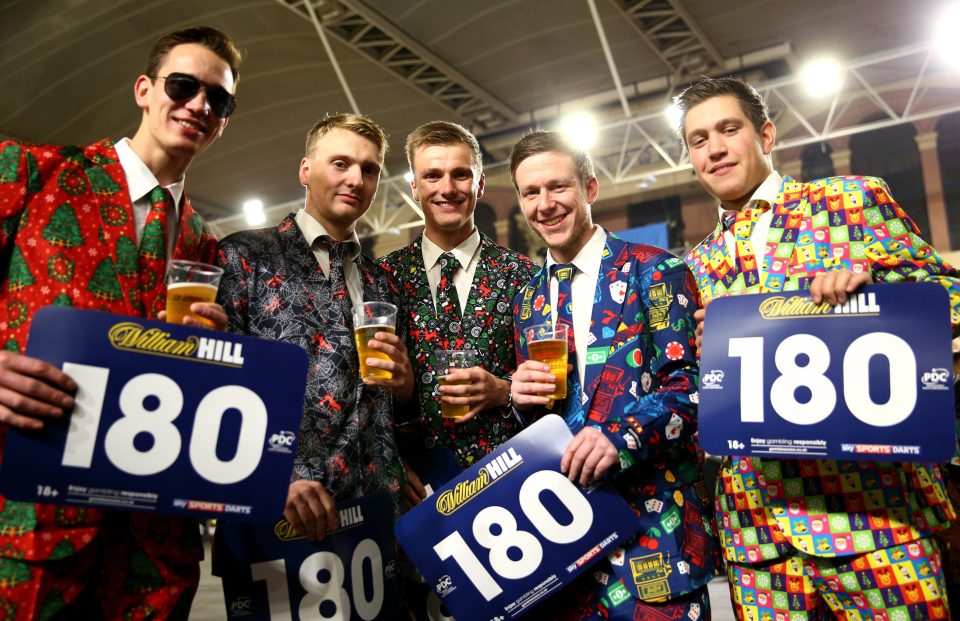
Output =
[
  {"x1": 403, "y1": 171, "x2": 415, "y2": 184},
  {"x1": 664, "y1": 103, "x2": 683, "y2": 131},
  {"x1": 559, "y1": 112, "x2": 597, "y2": 150},
  {"x1": 935, "y1": 3, "x2": 960, "y2": 68},
  {"x1": 243, "y1": 199, "x2": 266, "y2": 226},
  {"x1": 800, "y1": 57, "x2": 843, "y2": 97}
]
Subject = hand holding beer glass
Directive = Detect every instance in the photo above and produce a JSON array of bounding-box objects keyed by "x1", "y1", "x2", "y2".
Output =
[
  {"x1": 435, "y1": 349, "x2": 477, "y2": 419},
  {"x1": 164, "y1": 260, "x2": 223, "y2": 327},
  {"x1": 352, "y1": 301, "x2": 398, "y2": 380},
  {"x1": 525, "y1": 323, "x2": 569, "y2": 403}
]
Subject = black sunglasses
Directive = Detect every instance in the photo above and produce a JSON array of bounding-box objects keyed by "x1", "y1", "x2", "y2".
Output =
[{"x1": 153, "y1": 72, "x2": 237, "y2": 118}]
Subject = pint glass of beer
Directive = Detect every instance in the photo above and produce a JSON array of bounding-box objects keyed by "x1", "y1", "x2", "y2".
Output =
[
  {"x1": 165, "y1": 260, "x2": 223, "y2": 326},
  {"x1": 435, "y1": 349, "x2": 478, "y2": 418},
  {"x1": 352, "y1": 301, "x2": 398, "y2": 379},
  {"x1": 524, "y1": 323, "x2": 569, "y2": 401}
]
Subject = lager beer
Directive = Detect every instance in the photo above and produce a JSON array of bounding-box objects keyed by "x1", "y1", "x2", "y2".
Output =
[
  {"x1": 527, "y1": 338, "x2": 568, "y2": 400},
  {"x1": 166, "y1": 282, "x2": 218, "y2": 326},
  {"x1": 438, "y1": 377, "x2": 469, "y2": 418},
  {"x1": 354, "y1": 325, "x2": 396, "y2": 379}
]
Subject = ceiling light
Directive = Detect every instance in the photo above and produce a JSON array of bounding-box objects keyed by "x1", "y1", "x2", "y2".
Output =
[
  {"x1": 664, "y1": 103, "x2": 683, "y2": 131},
  {"x1": 559, "y1": 112, "x2": 597, "y2": 150},
  {"x1": 800, "y1": 57, "x2": 843, "y2": 97},
  {"x1": 403, "y1": 171, "x2": 414, "y2": 184},
  {"x1": 935, "y1": 3, "x2": 960, "y2": 68},
  {"x1": 243, "y1": 199, "x2": 265, "y2": 226}
]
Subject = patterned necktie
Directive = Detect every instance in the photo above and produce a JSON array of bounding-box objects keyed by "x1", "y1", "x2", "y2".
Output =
[
  {"x1": 551, "y1": 263, "x2": 585, "y2": 432},
  {"x1": 319, "y1": 237, "x2": 359, "y2": 377},
  {"x1": 138, "y1": 186, "x2": 171, "y2": 317},
  {"x1": 437, "y1": 252, "x2": 462, "y2": 328},
  {"x1": 725, "y1": 201, "x2": 771, "y2": 288}
]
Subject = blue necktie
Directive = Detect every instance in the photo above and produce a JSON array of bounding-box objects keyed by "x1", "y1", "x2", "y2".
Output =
[{"x1": 551, "y1": 263, "x2": 585, "y2": 432}]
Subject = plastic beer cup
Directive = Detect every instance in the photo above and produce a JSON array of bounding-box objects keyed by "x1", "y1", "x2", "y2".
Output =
[
  {"x1": 524, "y1": 323, "x2": 569, "y2": 401},
  {"x1": 165, "y1": 260, "x2": 223, "y2": 327},
  {"x1": 435, "y1": 349, "x2": 478, "y2": 418},
  {"x1": 352, "y1": 301, "x2": 398, "y2": 379}
]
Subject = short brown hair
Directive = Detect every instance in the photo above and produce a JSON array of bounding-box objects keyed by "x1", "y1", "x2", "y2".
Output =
[
  {"x1": 674, "y1": 76, "x2": 769, "y2": 146},
  {"x1": 146, "y1": 26, "x2": 243, "y2": 82},
  {"x1": 509, "y1": 131, "x2": 595, "y2": 190},
  {"x1": 405, "y1": 121, "x2": 483, "y2": 174},
  {"x1": 305, "y1": 113, "x2": 388, "y2": 162}
]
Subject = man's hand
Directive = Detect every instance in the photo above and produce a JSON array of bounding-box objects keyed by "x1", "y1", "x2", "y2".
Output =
[
  {"x1": 284, "y1": 479, "x2": 337, "y2": 542},
  {"x1": 157, "y1": 302, "x2": 228, "y2": 330},
  {"x1": 363, "y1": 331, "x2": 414, "y2": 403},
  {"x1": 0, "y1": 351, "x2": 76, "y2": 430},
  {"x1": 402, "y1": 461, "x2": 427, "y2": 509},
  {"x1": 439, "y1": 368, "x2": 510, "y2": 423},
  {"x1": 561, "y1": 427, "x2": 618, "y2": 486},
  {"x1": 810, "y1": 269, "x2": 873, "y2": 306},
  {"x1": 510, "y1": 360, "x2": 558, "y2": 410}
]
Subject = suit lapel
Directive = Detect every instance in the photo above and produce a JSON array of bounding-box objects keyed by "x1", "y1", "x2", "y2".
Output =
[{"x1": 462, "y1": 234, "x2": 499, "y2": 339}]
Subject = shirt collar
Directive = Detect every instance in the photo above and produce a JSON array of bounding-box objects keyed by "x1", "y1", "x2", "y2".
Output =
[
  {"x1": 422, "y1": 228, "x2": 481, "y2": 271},
  {"x1": 294, "y1": 208, "x2": 361, "y2": 261},
  {"x1": 714, "y1": 170, "x2": 783, "y2": 221},
  {"x1": 115, "y1": 137, "x2": 184, "y2": 208},
  {"x1": 545, "y1": 225, "x2": 606, "y2": 277}
]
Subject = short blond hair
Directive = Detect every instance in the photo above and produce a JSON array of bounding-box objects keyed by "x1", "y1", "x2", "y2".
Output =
[{"x1": 305, "y1": 113, "x2": 388, "y2": 162}]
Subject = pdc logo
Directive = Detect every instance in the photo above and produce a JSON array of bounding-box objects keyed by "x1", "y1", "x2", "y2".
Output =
[
  {"x1": 435, "y1": 574, "x2": 455, "y2": 597},
  {"x1": 229, "y1": 596, "x2": 253, "y2": 617},
  {"x1": 268, "y1": 430, "x2": 296, "y2": 453},
  {"x1": 701, "y1": 369, "x2": 725, "y2": 389},
  {"x1": 921, "y1": 368, "x2": 950, "y2": 390}
]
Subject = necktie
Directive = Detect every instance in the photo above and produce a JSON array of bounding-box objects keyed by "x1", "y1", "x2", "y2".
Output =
[
  {"x1": 319, "y1": 236, "x2": 356, "y2": 336},
  {"x1": 138, "y1": 186, "x2": 171, "y2": 317},
  {"x1": 725, "y1": 201, "x2": 771, "y2": 288},
  {"x1": 551, "y1": 263, "x2": 584, "y2": 431},
  {"x1": 437, "y1": 252, "x2": 462, "y2": 327}
]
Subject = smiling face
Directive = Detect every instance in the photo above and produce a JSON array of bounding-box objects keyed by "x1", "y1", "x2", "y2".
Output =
[
  {"x1": 514, "y1": 150, "x2": 597, "y2": 263},
  {"x1": 132, "y1": 43, "x2": 234, "y2": 174},
  {"x1": 684, "y1": 94, "x2": 776, "y2": 211},
  {"x1": 299, "y1": 127, "x2": 382, "y2": 240},
  {"x1": 411, "y1": 142, "x2": 484, "y2": 249}
]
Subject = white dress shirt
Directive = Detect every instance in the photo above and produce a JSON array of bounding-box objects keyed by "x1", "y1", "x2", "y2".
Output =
[
  {"x1": 295, "y1": 209, "x2": 365, "y2": 307},
  {"x1": 717, "y1": 170, "x2": 783, "y2": 281},
  {"x1": 115, "y1": 137, "x2": 184, "y2": 259},
  {"x1": 421, "y1": 228, "x2": 482, "y2": 315},
  {"x1": 545, "y1": 225, "x2": 606, "y2": 388}
]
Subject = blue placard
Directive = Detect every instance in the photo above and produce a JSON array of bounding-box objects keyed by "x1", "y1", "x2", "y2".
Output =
[
  {"x1": 395, "y1": 415, "x2": 641, "y2": 621},
  {"x1": 217, "y1": 492, "x2": 401, "y2": 621},
  {"x1": 0, "y1": 306, "x2": 308, "y2": 522},
  {"x1": 698, "y1": 283, "x2": 957, "y2": 462}
]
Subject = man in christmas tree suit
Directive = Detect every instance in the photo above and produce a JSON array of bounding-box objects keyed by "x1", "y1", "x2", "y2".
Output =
[{"x1": 0, "y1": 26, "x2": 240, "y2": 619}]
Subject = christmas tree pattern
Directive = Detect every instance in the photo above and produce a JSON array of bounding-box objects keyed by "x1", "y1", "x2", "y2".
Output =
[
  {"x1": 115, "y1": 235, "x2": 138, "y2": 277},
  {"x1": 0, "y1": 143, "x2": 21, "y2": 183},
  {"x1": 6, "y1": 246, "x2": 35, "y2": 291},
  {"x1": 139, "y1": 219, "x2": 165, "y2": 260},
  {"x1": 48, "y1": 539, "x2": 76, "y2": 561},
  {"x1": 57, "y1": 168, "x2": 89, "y2": 195},
  {"x1": 53, "y1": 292, "x2": 71, "y2": 307},
  {"x1": 123, "y1": 549, "x2": 164, "y2": 594},
  {"x1": 0, "y1": 501, "x2": 36, "y2": 537},
  {"x1": 0, "y1": 557, "x2": 31, "y2": 589},
  {"x1": 6, "y1": 300, "x2": 28, "y2": 329},
  {"x1": 99, "y1": 202, "x2": 128, "y2": 227},
  {"x1": 85, "y1": 167, "x2": 120, "y2": 196},
  {"x1": 58, "y1": 145, "x2": 86, "y2": 165},
  {"x1": 42, "y1": 204, "x2": 84, "y2": 248},
  {"x1": 87, "y1": 258, "x2": 123, "y2": 301},
  {"x1": 91, "y1": 152, "x2": 118, "y2": 166},
  {"x1": 36, "y1": 591, "x2": 64, "y2": 621},
  {"x1": 0, "y1": 598, "x2": 17, "y2": 621},
  {"x1": 47, "y1": 252, "x2": 75, "y2": 283},
  {"x1": 25, "y1": 152, "x2": 41, "y2": 193},
  {"x1": 4, "y1": 338, "x2": 18, "y2": 352}
]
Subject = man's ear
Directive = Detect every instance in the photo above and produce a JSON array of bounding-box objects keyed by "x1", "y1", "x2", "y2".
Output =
[
  {"x1": 298, "y1": 157, "x2": 310, "y2": 186},
  {"x1": 585, "y1": 176, "x2": 600, "y2": 204},
  {"x1": 760, "y1": 120, "x2": 777, "y2": 155},
  {"x1": 476, "y1": 172, "x2": 485, "y2": 200},
  {"x1": 134, "y1": 75, "x2": 152, "y2": 111}
]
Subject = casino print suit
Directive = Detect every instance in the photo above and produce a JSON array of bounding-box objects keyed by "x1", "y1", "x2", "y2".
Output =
[
  {"x1": 513, "y1": 231, "x2": 720, "y2": 602},
  {"x1": 685, "y1": 175, "x2": 960, "y2": 564}
]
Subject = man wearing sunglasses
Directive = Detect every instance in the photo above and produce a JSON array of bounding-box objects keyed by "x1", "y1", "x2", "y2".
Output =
[{"x1": 0, "y1": 26, "x2": 241, "y2": 619}]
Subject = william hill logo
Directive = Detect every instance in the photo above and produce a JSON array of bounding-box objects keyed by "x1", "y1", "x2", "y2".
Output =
[
  {"x1": 436, "y1": 448, "x2": 523, "y2": 515},
  {"x1": 759, "y1": 292, "x2": 880, "y2": 320},
  {"x1": 108, "y1": 322, "x2": 245, "y2": 366}
]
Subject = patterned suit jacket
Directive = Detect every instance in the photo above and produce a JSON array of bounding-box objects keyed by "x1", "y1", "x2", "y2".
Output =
[
  {"x1": 514, "y1": 231, "x2": 719, "y2": 602},
  {"x1": 0, "y1": 138, "x2": 216, "y2": 561},
  {"x1": 684, "y1": 175, "x2": 960, "y2": 564},
  {"x1": 380, "y1": 232, "x2": 537, "y2": 467},
  {"x1": 217, "y1": 214, "x2": 405, "y2": 516}
]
